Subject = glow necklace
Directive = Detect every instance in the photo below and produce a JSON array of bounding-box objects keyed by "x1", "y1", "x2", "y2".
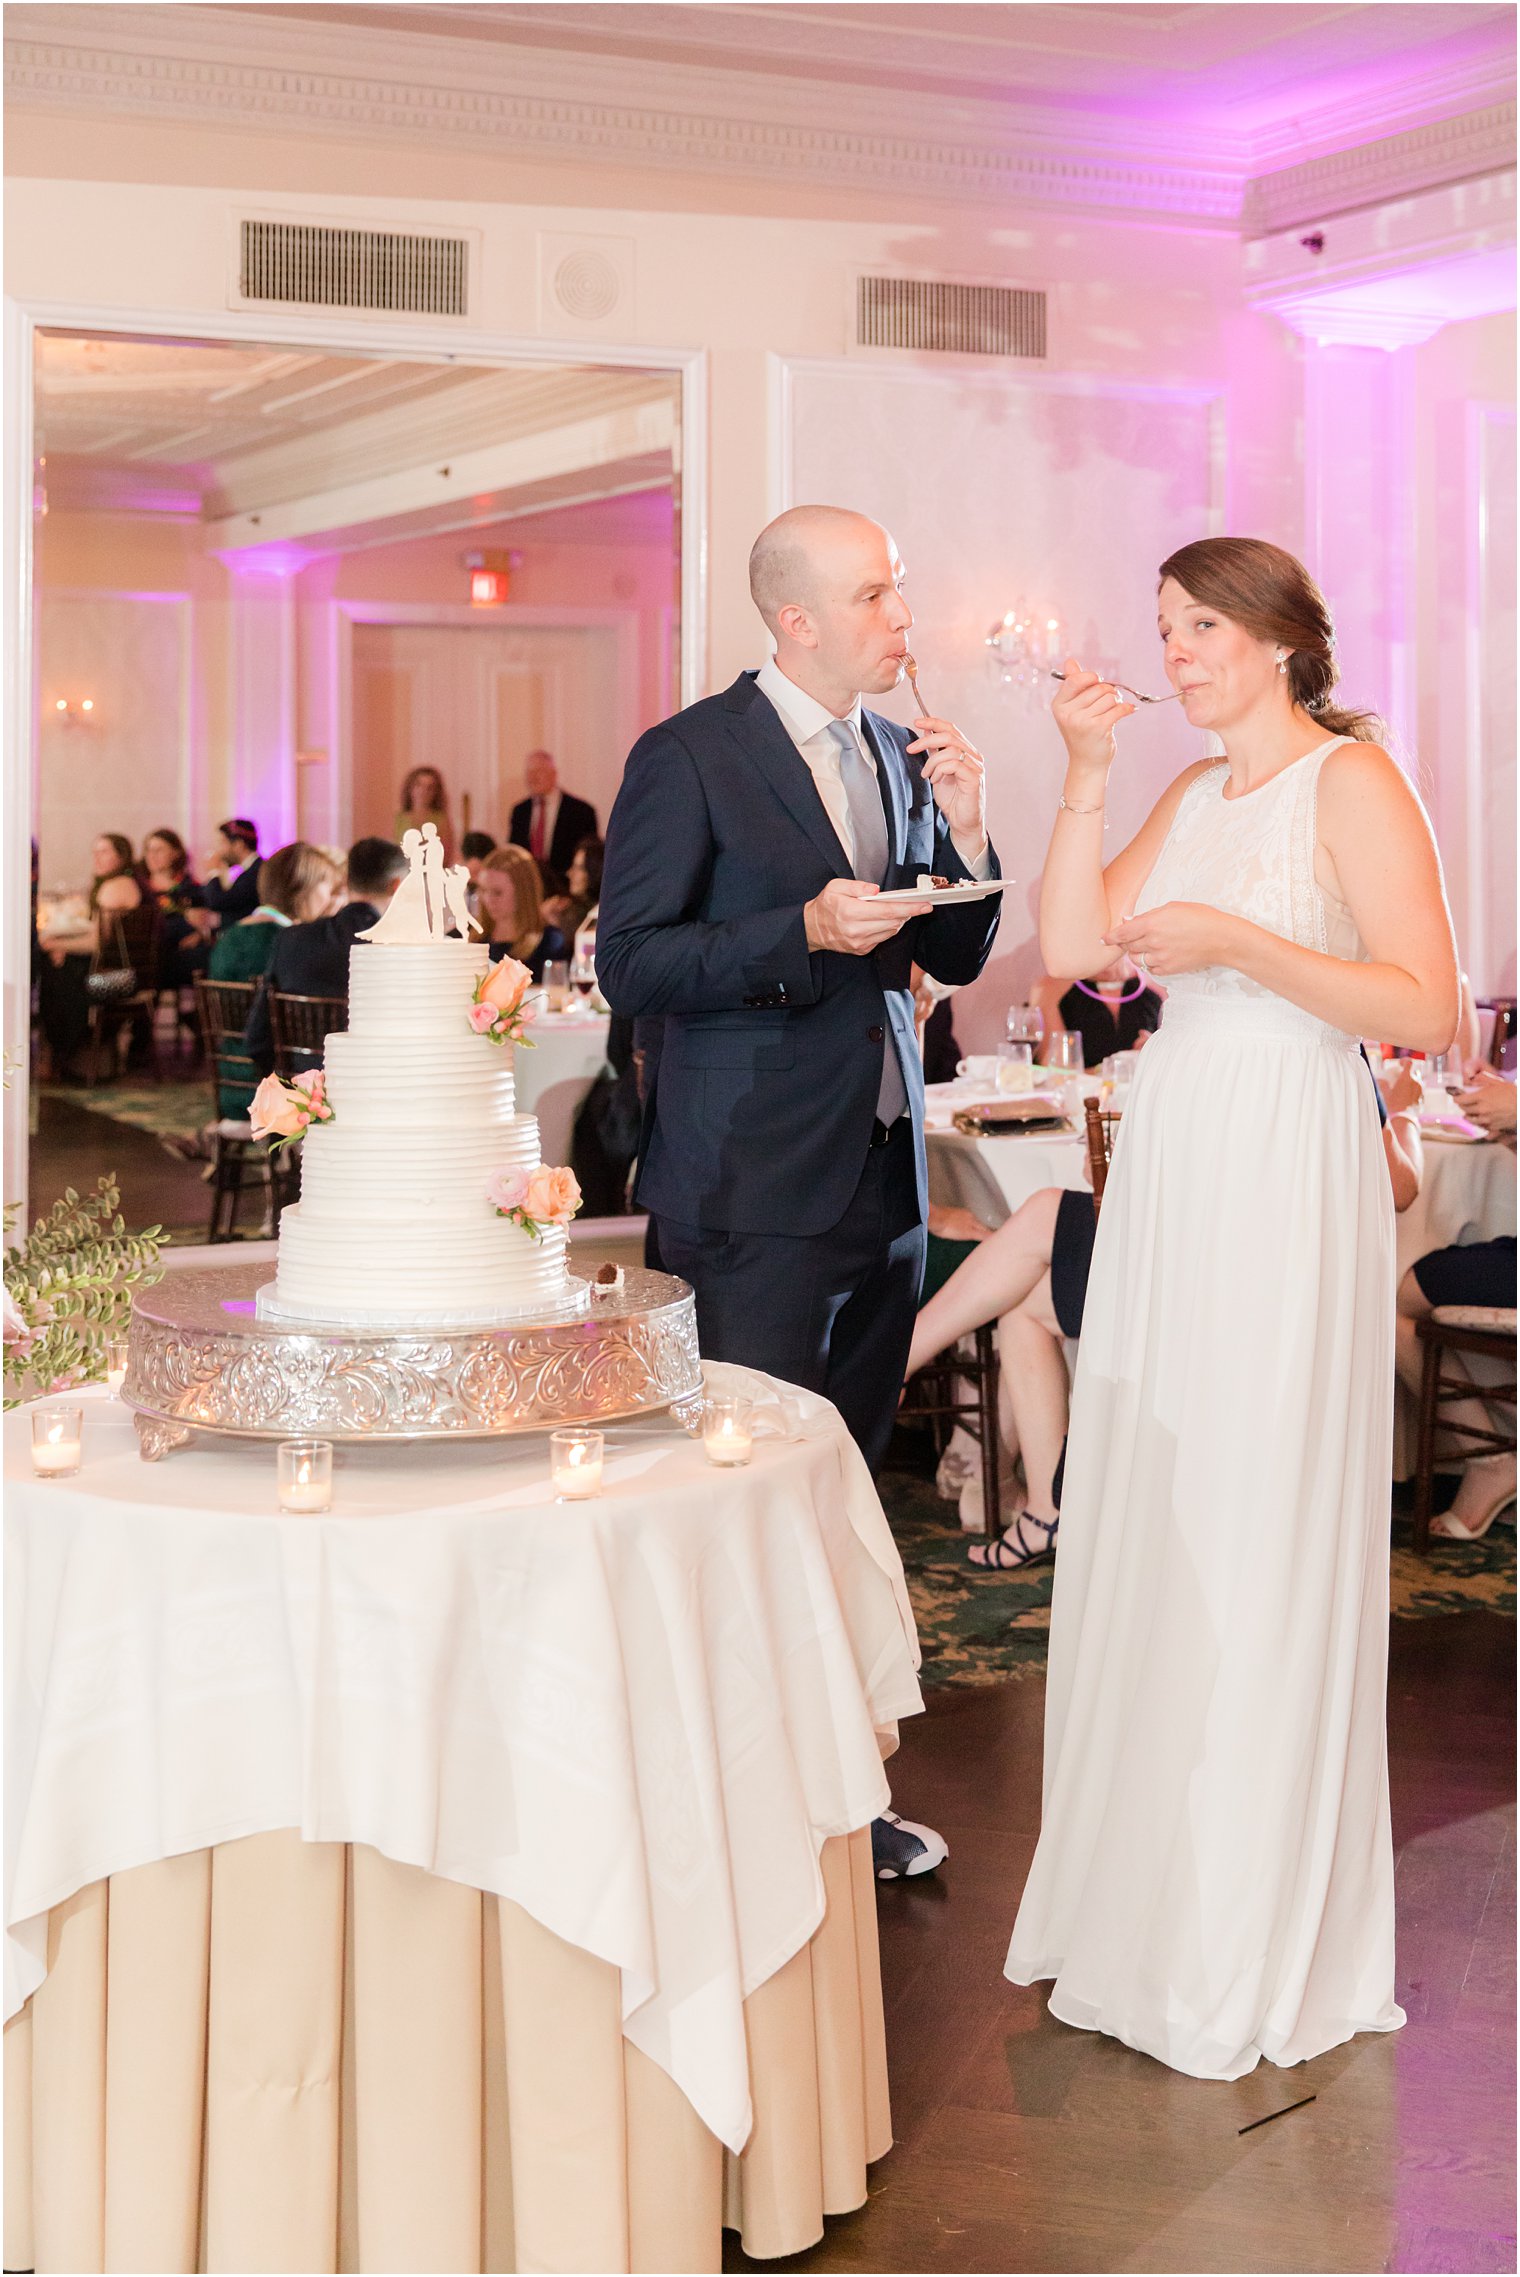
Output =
[{"x1": 1075, "y1": 974, "x2": 1147, "y2": 1006}]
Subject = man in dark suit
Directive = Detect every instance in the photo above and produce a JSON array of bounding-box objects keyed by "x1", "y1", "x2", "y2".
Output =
[
  {"x1": 199, "y1": 818, "x2": 263, "y2": 930},
  {"x1": 509, "y1": 751, "x2": 598, "y2": 881},
  {"x1": 244, "y1": 836, "x2": 407, "y2": 1074},
  {"x1": 598, "y1": 505, "x2": 1002, "y2": 1879}
]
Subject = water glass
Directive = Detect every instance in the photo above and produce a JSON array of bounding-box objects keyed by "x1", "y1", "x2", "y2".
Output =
[
  {"x1": 1044, "y1": 1030, "x2": 1085, "y2": 1076},
  {"x1": 544, "y1": 959, "x2": 570, "y2": 1012},
  {"x1": 996, "y1": 1040, "x2": 1034, "y2": 1093},
  {"x1": 1424, "y1": 1049, "x2": 1461, "y2": 1092}
]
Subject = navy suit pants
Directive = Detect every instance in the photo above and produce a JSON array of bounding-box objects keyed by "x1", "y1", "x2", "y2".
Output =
[{"x1": 653, "y1": 1118, "x2": 925, "y2": 1477}]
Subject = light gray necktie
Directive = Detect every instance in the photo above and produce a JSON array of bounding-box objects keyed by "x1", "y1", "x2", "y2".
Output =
[{"x1": 826, "y1": 719, "x2": 906, "y2": 1127}]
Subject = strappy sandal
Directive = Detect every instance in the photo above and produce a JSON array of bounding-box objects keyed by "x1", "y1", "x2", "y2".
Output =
[{"x1": 967, "y1": 1511, "x2": 1059, "y2": 1570}]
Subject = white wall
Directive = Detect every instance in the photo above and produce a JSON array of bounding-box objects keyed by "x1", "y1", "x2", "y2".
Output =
[{"x1": 783, "y1": 359, "x2": 1220, "y2": 1043}]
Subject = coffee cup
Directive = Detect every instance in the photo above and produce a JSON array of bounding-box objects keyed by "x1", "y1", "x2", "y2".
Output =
[{"x1": 956, "y1": 1055, "x2": 1001, "y2": 1084}]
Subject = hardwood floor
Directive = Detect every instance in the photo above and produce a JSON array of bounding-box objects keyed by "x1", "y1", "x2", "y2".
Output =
[{"x1": 728, "y1": 1612, "x2": 1515, "y2": 2275}]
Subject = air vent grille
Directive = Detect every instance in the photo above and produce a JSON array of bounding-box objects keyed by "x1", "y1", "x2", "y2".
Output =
[
  {"x1": 857, "y1": 276, "x2": 1046, "y2": 358},
  {"x1": 239, "y1": 221, "x2": 469, "y2": 315}
]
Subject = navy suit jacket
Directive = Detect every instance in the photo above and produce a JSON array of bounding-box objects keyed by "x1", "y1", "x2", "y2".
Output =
[
  {"x1": 596, "y1": 672, "x2": 1002, "y2": 1236},
  {"x1": 242, "y1": 901, "x2": 379, "y2": 1075}
]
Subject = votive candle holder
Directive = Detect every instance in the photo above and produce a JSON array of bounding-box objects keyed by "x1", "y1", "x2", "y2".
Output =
[
  {"x1": 104, "y1": 1337, "x2": 129, "y2": 1396},
  {"x1": 551, "y1": 1428, "x2": 604, "y2": 1501},
  {"x1": 31, "y1": 1406, "x2": 83, "y2": 1478},
  {"x1": 278, "y1": 1439, "x2": 333, "y2": 1513},
  {"x1": 703, "y1": 1397, "x2": 755, "y2": 1468}
]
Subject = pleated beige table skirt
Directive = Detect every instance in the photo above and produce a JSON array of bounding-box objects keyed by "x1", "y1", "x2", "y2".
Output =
[{"x1": 4, "y1": 1826, "x2": 890, "y2": 2274}]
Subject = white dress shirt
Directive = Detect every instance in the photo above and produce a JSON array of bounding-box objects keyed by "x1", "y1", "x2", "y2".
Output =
[{"x1": 754, "y1": 658, "x2": 990, "y2": 878}]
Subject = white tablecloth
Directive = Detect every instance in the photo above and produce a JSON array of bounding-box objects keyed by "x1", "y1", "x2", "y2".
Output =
[
  {"x1": 924, "y1": 1084, "x2": 1090, "y2": 1226},
  {"x1": 517, "y1": 1010, "x2": 613, "y2": 1167},
  {"x1": 4, "y1": 1366, "x2": 921, "y2": 2155},
  {"x1": 1395, "y1": 1134, "x2": 1516, "y2": 1281}
]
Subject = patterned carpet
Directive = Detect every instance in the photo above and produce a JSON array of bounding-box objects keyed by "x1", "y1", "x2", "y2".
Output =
[
  {"x1": 37, "y1": 1079, "x2": 211, "y2": 1141},
  {"x1": 879, "y1": 1464, "x2": 1517, "y2": 1692}
]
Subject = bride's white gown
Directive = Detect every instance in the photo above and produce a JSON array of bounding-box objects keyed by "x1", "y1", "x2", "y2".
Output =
[{"x1": 1006, "y1": 735, "x2": 1407, "y2": 2078}]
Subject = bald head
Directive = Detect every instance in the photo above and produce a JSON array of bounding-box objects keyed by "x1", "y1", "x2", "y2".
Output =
[{"x1": 748, "y1": 505, "x2": 913, "y2": 711}]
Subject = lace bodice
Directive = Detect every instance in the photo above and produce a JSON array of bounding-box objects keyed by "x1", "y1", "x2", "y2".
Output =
[{"x1": 1134, "y1": 736, "x2": 1366, "y2": 1000}]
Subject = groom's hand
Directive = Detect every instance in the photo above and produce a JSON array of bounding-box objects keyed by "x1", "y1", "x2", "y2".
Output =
[
  {"x1": 907, "y1": 716, "x2": 987, "y2": 847},
  {"x1": 805, "y1": 879, "x2": 929, "y2": 955}
]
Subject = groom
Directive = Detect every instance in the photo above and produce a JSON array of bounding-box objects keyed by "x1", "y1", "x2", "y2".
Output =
[{"x1": 598, "y1": 505, "x2": 1002, "y2": 1876}]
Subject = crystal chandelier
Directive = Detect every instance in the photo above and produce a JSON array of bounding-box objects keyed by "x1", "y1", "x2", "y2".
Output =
[{"x1": 986, "y1": 601, "x2": 1063, "y2": 704}]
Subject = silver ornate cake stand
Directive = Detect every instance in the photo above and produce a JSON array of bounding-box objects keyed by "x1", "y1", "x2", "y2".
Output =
[{"x1": 123, "y1": 1262, "x2": 705, "y2": 1460}]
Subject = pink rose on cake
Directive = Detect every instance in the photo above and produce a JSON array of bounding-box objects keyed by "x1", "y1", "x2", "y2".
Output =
[
  {"x1": 486, "y1": 1162, "x2": 582, "y2": 1240},
  {"x1": 251, "y1": 1068, "x2": 336, "y2": 1151},
  {"x1": 485, "y1": 1167, "x2": 531, "y2": 1215},
  {"x1": 470, "y1": 957, "x2": 538, "y2": 1048}
]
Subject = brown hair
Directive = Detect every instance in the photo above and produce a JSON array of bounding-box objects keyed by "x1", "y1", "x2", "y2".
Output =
[
  {"x1": 256, "y1": 840, "x2": 338, "y2": 921},
  {"x1": 1158, "y1": 537, "x2": 1385, "y2": 744},
  {"x1": 480, "y1": 844, "x2": 545, "y2": 957},
  {"x1": 399, "y1": 765, "x2": 448, "y2": 814},
  {"x1": 89, "y1": 833, "x2": 136, "y2": 911}
]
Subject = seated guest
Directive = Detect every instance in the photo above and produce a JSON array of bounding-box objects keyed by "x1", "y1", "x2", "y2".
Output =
[
  {"x1": 142, "y1": 827, "x2": 210, "y2": 988},
  {"x1": 199, "y1": 818, "x2": 262, "y2": 930},
  {"x1": 35, "y1": 832, "x2": 142, "y2": 1081},
  {"x1": 913, "y1": 966, "x2": 961, "y2": 1086},
  {"x1": 476, "y1": 844, "x2": 568, "y2": 982},
  {"x1": 395, "y1": 766, "x2": 452, "y2": 860},
  {"x1": 244, "y1": 836, "x2": 407, "y2": 1074},
  {"x1": 1031, "y1": 954, "x2": 1162, "y2": 1064},
  {"x1": 1396, "y1": 1068, "x2": 1516, "y2": 1540},
  {"x1": 510, "y1": 749, "x2": 597, "y2": 879},
  {"x1": 460, "y1": 829, "x2": 497, "y2": 922},
  {"x1": 542, "y1": 835, "x2": 604, "y2": 941},
  {"x1": 910, "y1": 1055, "x2": 1427, "y2": 1564},
  {"x1": 208, "y1": 842, "x2": 341, "y2": 1116}
]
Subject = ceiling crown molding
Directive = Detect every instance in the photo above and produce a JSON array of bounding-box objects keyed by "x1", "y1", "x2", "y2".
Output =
[
  {"x1": 5, "y1": 6, "x2": 1514, "y2": 234},
  {"x1": 2, "y1": 29, "x2": 1246, "y2": 223},
  {"x1": 1243, "y1": 102, "x2": 1516, "y2": 236}
]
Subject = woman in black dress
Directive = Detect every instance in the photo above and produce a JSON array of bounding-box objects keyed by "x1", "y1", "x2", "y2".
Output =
[{"x1": 1031, "y1": 955, "x2": 1161, "y2": 1064}]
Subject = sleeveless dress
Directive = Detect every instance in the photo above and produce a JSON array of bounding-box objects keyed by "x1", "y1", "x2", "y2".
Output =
[{"x1": 1006, "y1": 736, "x2": 1407, "y2": 2079}]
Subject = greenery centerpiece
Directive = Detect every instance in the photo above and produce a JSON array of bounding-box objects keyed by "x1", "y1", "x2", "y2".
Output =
[{"x1": 3, "y1": 1180, "x2": 165, "y2": 1409}]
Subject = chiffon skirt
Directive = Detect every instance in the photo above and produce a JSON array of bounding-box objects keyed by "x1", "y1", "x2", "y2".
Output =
[{"x1": 1005, "y1": 990, "x2": 1407, "y2": 2078}]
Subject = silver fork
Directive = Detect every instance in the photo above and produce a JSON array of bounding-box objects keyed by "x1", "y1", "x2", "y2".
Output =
[{"x1": 1049, "y1": 670, "x2": 1180, "y2": 706}]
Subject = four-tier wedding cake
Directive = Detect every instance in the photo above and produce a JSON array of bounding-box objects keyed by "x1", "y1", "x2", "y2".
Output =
[{"x1": 255, "y1": 824, "x2": 584, "y2": 1329}]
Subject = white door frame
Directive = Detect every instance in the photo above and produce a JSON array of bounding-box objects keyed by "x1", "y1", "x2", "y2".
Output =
[
  {"x1": 3, "y1": 295, "x2": 708, "y2": 1218},
  {"x1": 334, "y1": 599, "x2": 642, "y2": 844}
]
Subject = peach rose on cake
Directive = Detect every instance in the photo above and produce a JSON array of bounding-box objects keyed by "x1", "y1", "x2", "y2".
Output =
[
  {"x1": 522, "y1": 1165, "x2": 581, "y2": 1225},
  {"x1": 250, "y1": 1072, "x2": 309, "y2": 1141},
  {"x1": 478, "y1": 958, "x2": 533, "y2": 1017}
]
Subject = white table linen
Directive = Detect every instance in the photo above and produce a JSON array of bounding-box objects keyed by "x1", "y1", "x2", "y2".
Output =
[
  {"x1": 517, "y1": 1008, "x2": 613, "y2": 1167},
  {"x1": 924, "y1": 1083, "x2": 1090, "y2": 1227},
  {"x1": 4, "y1": 1365, "x2": 921, "y2": 2155},
  {"x1": 1394, "y1": 1134, "x2": 1516, "y2": 1281}
]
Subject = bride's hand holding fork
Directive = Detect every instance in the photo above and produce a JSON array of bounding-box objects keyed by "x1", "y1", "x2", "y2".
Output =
[{"x1": 1052, "y1": 657, "x2": 1137, "y2": 781}]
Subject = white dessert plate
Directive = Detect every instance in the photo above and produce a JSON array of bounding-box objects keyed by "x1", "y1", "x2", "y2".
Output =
[{"x1": 874, "y1": 879, "x2": 1006, "y2": 906}]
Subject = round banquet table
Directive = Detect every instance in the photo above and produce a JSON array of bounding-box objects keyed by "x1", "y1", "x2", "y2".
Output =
[
  {"x1": 924, "y1": 1083, "x2": 1090, "y2": 1226},
  {"x1": 3, "y1": 1366, "x2": 921, "y2": 2274},
  {"x1": 515, "y1": 1008, "x2": 613, "y2": 1168},
  {"x1": 1392, "y1": 1132, "x2": 1516, "y2": 1475}
]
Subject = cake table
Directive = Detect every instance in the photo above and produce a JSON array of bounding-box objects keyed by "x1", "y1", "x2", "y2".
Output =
[{"x1": 3, "y1": 1369, "x2": 922, "y2": 2274}]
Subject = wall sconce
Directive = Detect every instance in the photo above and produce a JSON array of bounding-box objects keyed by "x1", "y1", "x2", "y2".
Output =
[
  {"x1": 51, "y1": 696, "x2": 98, "y2": 728},
  {"x1": 986, "y1": 603, "x2": 1063, "y2": 703}
]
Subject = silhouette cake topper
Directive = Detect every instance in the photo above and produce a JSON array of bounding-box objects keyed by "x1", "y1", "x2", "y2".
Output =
[{"x1": 356, "y1": 822, "x2": 483, "y2": 943}]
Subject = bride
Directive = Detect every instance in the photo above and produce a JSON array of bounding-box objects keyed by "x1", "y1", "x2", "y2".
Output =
[{"x1": 1005, "y1": 537, "x2": 1459, "y2": 2079}]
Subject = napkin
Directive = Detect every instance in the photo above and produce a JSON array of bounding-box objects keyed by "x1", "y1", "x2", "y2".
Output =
[{"x1": 701, "y1": 1361, "x2": 818, "y2": 1440}]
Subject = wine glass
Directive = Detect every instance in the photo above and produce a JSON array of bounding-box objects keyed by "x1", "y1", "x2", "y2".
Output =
[
  {"x1": 1006, "y1": 1004, "x2": 1044, "y2": 1048},
  {"x1": 570, "y1": 942, "x2": 597, "y2": 1002}
]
